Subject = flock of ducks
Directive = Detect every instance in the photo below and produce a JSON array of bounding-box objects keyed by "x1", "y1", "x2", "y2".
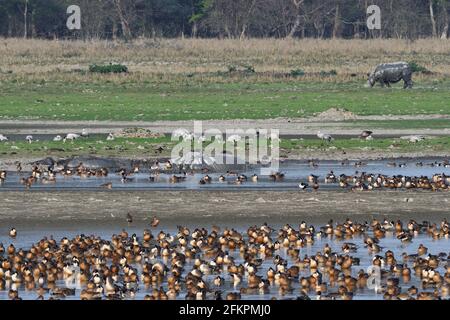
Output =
[
  {"x1": 1, "y1": 218, "x2": 449, "y2": 300},
  {"x1": 1, "y1": 158, "x2": 450, "y2": 191},
  {"x1": 300, "y1": 169, "x2": 450, "y2": 192}
]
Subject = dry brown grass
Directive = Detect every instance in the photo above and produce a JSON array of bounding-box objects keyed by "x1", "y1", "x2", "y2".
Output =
[{"x1": 1, "y1": 37, "x2": 450, "y2": 83}]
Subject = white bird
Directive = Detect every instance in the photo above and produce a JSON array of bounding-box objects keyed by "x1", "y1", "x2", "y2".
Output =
[
  {"x1": 317, "y1": 131, "x2": 333, "y2": 142},
  {"x1": 0, "y1": 134, "x2": 8, "y2": 142},
  {"x1": 409, "y1": 135, "x2": 425, "y2": 143},
  {"x1": 66, "y1": 133, "x2": 80, "y2": 140},
  {"x1": 25, "y1": 135, "x2": 33, "y2": 143},
  {"x1": 106, "y1": 133, "x2": 115, "y2": 141},
  {"x1": 298, "y1": 182, "x2": 308, "y2": 190},
  {"x1": 227, "y1": 135, "x2": 241, "y2": 143},
  {"x1": 360, "y1": 130, "x2": 373, "y2": 140},
  {"x1": 182, "y1": 133, "x2": 194, "y2": 142},
  {"x1": 270, "y1": 132, "x2": 280, "y2": 142},
  {"x1": 53, "y1": 135, "x2": 63, "y2": 142},
  {"x1": 81, "y1": 128, "x2": 89, "y2": 137},
  {"x1": 173, "y1": 129, "x2": 190, "y2": 139}
]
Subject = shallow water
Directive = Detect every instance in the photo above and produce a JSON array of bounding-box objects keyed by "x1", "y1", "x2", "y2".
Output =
[
  {"x1": 0, "y1": 158, "x2": 450, "y2": 191},
  {"x1": 0, "y1": 220, "x2": 449, "y2": 300},
  {"x1": 1, "y1": 158, "x2": 449, "y2": 191}
]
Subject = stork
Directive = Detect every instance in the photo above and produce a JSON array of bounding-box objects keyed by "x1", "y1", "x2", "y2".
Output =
[
  {"x1": 63, "y1": 133, "x2": 80, "y2": 143},
  {"x1": 0, "y1": 134, "x2": 8, "y2": 142},
  {"x1": 317, "y1": 131, "x2": 333, "y2": 142},
  {"x1": 25, "y1": 135, "x2": 33, "y2": 143}
]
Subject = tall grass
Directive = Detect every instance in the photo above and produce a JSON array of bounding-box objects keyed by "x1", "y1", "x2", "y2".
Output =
[{"x1": 1, "y1": 38, "x2": 450, "y2": 83}]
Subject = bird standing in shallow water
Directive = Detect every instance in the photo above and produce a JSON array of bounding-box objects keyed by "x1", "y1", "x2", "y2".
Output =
[
  {"x1": 126, "y1": 213, "x2": 133, "y2": 225},
  {"x1": 9, "y1": 228, "x2": 17, "y2": 238},
  {"x1": 100, "y1": 182, "x2": 112, "y2": 189},
  {"x1": 151, "y1": 216, "x2": 160, "y2": 227}
]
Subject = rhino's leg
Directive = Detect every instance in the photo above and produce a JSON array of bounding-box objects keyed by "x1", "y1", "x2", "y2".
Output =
[
  {"x1": 379, "y1": 81, "x2": 385, "y2": 88},
  {"x1": 404, "y1": 79, "x2": 413, "y2": 89},
  {"x1": 402, "y1": 71, "x2": 413, "y2": 89},
  {"x1": 385, "y1": 81, "x2": 391, "y2": 88}
]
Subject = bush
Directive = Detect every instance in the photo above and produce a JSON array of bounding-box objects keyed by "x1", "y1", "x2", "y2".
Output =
[
  {"x1": 89, "y1": 63, "x2": 128, "y2": 74},
  {"x1": 408, "y1": 61, "x2": 430, "y2": 74},
  {"x1": 243, "y1": 65, "x2": 255, "y2": 73},
  {"x1": 227, "y1": 65, "x2": 237, "y2": 73},
  {"x1": 319, "y1": 70, "x2": 338, "y2": 77},
  {"x1": 290, "y1": 69, "x2": 305, "y2": 77}
]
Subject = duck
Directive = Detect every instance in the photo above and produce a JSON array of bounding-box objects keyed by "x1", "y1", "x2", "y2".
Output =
[
  {"x1": 151, "y1": 216, "x2": 160, "y2": 228},
  {"x1": 9, "y1": 228, "x2": 17, "y2": 238},
  {"x1": 100, "y1": 182, "x2": 112, "y2": 189},
  {"x1": 298, "y1": 182, "x2": 308, "y2": 190},
  {"x1": 126, "y1": 213, "x2": 133, "y2": 225},
  {"x1": 360, "y1": 130, "x2": 373, "y2": 140}
]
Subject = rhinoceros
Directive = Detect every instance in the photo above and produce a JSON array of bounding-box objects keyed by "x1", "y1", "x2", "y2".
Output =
[{"x1": 368, "y1": 62, "x2": 413, "y2": 89}]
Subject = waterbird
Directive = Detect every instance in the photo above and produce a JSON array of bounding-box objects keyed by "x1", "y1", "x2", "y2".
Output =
[
  {"x1": 317, "y1": 131, "x2": 333, "y2": 142},
  {"x1": 360, "y1": 131, "x2": 373, "y2": 140},
  {"x1": 25, "y1": 135, "x2": 33, "y2": 143},
  {"x1": 0, "y1": 134, "x2": 8, "y2": 141},
  {"x1": 81, "y1": 129, "x2": 89, "y2": 137},
  {"x1": 64, "y1": 133, "x2": 80, "y2": 143},
  {"x1": 151, "y1": 216, "x2": 160, "y2": 228},
  {"x1": 298, "y1": 182, "x2": 308, "y2": 190},
  {"x1": 126, "y1": 213, "x2": 133, "y2": 225},
  {"x1": 100, "y1": 182, "x2": 112, "y2": 189},
  {"x1": 9, "y1": 228, "x2": 17, "y2": 238}
]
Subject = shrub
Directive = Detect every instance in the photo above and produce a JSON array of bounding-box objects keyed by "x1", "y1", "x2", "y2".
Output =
[
  {"x1": 319, "y1": 70, "x2": 338, "y2": 77},
  {"x1": 290, "y1": 69, "x2": 305, "y2": 77},
  {"x1": 89, "y1": 63, "x2": 128, "y2": 74},
  {"x1": 408, "y1": 61, "x2": 430, "y2": 74}
]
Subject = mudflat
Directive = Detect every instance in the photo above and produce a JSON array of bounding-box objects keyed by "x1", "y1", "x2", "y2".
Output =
[{"x1": 1, "y1": 190, "x2": 448, "y2": 223}]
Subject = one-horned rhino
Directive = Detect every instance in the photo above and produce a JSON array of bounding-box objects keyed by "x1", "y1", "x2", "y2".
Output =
[{"x1": 368, "y1": 62, "x2": 413, "y2": 89}]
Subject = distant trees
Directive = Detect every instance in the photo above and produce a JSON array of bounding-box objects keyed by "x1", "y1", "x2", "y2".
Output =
[{"x1": 0, "y1": 0, "x2": 449, "y2": 39}]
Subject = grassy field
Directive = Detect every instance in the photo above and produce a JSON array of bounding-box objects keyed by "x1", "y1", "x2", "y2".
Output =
[
  {"x1": 0, "y1": 137, "x2": 175, "y2": 158},
  {"x1": 1, "y1": 38, "x2": 450, "y2": 122},
  {"x1": 1, "y1": 81, "x2": 450, "y2": 121}
]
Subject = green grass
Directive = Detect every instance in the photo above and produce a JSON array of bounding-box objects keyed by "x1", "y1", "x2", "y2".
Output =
[
  {"x1": 0, "y1": 137, "x2": 175, "y2": 158},
  {"x1": 1, "y1": 80, "x2": 450, "y2": 121},
  {"x1": 280, "y1": 137, "x2": 450, "y2": 152},
  {"x1": 1, "y1": 136, "x2": 449, "y2": 159}
]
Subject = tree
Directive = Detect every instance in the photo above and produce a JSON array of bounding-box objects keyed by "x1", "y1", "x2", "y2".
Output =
[{"x1": 430, "y1": 0, "x2": 438, "y2": 37}]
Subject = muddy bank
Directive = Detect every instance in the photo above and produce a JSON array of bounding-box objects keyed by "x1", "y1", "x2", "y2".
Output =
[
  {"x1": 0, "y1": 118, "x2": 449, "y2": 136},
  {"x1": 0, "y1": 190, "x2": 448, "y2": 223}
]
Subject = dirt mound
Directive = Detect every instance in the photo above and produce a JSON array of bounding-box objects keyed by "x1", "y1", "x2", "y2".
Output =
[
  {"x1": 313, "y1": 107, "x2": 357, "y2": 121},
  {"x1": 114, "y1": 127, "x2": 164, "y2": 138}
]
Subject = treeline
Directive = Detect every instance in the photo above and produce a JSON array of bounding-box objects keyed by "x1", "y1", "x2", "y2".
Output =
[{"x1": 1, "y1": 0, "x2": 449, "y2": 40}]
